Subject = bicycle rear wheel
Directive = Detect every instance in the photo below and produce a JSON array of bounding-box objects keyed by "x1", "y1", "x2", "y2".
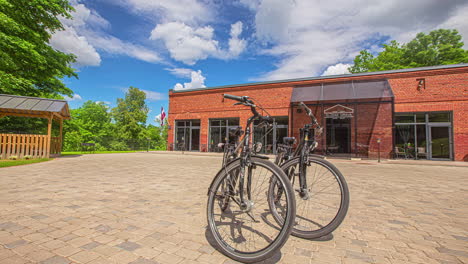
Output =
[
  {"x1": 269, "y1": 156, "x2": 349, "y2": 239},
  {"x1": 207, "y1": 157, "x2": 296, "y2": 263}
]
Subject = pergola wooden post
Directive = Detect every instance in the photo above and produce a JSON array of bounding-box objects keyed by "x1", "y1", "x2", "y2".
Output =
[
  {"x1": 0, "y1": 94, "x2": 71, "y2": 159},
  {"x1": 46, "y1": 114, "x2": 53, "y2": 158}
]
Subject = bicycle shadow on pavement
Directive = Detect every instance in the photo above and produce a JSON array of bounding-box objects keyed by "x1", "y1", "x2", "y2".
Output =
[
  {"x1": 204, "y1": 226, "x2": 282, "y2": 264},
  {"x1": 308, "y1": 233, "x2": 334, "y2": 241},
  {"x1": 260, "y1": 211, "x2": 334, "y2": 242}
]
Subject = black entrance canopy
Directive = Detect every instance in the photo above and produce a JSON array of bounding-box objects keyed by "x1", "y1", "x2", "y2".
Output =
[{"x1": 291, "y1": 79, "x2": 394, "y2": 102}]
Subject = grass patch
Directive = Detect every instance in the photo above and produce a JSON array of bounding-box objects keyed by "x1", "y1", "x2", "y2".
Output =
[
  {"x1": 61, "y1": 150, "x2": 160, "y2": 156},
  {"x1": 0, "y1": 158, "x2": 51, "y2": 168}
]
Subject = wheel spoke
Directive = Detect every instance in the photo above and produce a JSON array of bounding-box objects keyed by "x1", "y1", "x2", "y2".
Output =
[
  {"x1": 208, "y1": 159, "x2": 293, "y2": 256},
  {"x1": 273, "y1": 158, "x2": 348, "y2": 237}
]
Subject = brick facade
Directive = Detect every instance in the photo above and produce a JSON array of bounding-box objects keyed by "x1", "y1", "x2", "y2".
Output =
[
  {"x1": 168, "y1": 65, "x2": 468, "y2": 161},
  {"x1": 389, "y1": 71, "x2": 468, "y2": 161},
  {"x1": 168, "y1": 85, "x2": 293, "y2": 151}
]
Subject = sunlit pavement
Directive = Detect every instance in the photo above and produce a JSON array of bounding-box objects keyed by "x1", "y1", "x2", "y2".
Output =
[{"x1": 0, "y1": 153, "x2": 466, "y2": 264}]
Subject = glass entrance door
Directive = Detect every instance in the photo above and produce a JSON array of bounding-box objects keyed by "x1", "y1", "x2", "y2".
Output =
[
  {"x1": 175, "y1": 120, "x2": 200, "y2": 151},
  {"x1": 326, "y1": 118, "x2": 351, "y2": 154},
  {"x1": 429, "y1": 126, "x2": 451, "y2": 160}
]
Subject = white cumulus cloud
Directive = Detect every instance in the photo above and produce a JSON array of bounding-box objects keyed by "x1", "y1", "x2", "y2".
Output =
[
  {"x1": 64, "y1": 94, "x2": 82, "y2": 101},
  {"x1": 322, "y1": 63, "x2": 351, "y2": 76},
  {"x1": 50, "y1": 2, "x2": 161, "y2": 66},
  {"x1": 96, "y1": 101, "x2": 111, "y2": 105},
  {"x1": 150, "y1": 22, "x2": 218, "y2": 65},
  {"x1": 50, "y1": 26, "x2": 101, "y2": 66},
  {"x1": 150, "y1": 21, "x2": 246, "y2": 65},
  {"x1": 249, "y1": 0, "x2": 468, "y2": 81},
  {"x1": 109, "y1": 0, "x2": 213, "y2": 24},
  {"x1": 226, "y1": 21, "x2": 247, "y2": 58},
  {"x1": 173, "y1": 70, "x2": 206, "y2": 90},
  {"x1": 166, "y1": 67, "x2": 193, "y2": 78},
  {"x1": 141, "y1": 89, "x2": 165, "y2": 101},
  {"x1": 85, "y1": 32, "x2": 161, "y2": 63}
]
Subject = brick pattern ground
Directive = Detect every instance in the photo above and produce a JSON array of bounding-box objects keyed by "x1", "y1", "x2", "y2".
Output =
[{"x1": 0, "y1": 153, "x2": 467, "y2": 264}]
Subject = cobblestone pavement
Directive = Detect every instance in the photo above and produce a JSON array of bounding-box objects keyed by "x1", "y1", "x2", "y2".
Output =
[{"x1": 0, "y1": 153, "x2": 467, "y2": 264}]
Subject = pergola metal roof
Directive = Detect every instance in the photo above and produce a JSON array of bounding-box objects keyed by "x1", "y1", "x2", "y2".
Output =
[
  {"x1": 291, "y1": 79, "x2": 394, "y2": 102},
  {"x1": 0, "y1": 94, "x2": 71, "y2": 119}
]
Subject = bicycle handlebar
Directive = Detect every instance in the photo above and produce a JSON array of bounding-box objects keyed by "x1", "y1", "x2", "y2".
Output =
[
  {"x1": 299, "y1": 102, "x2": 312, "y2": 116},
  {"x1": 298, "y1": 102, "x2": 319, "y2": 127},
  {"x1": 224, "y1": 94, "x2": 249, "y2": 103},
  {"x1": 224, "y1": 94, "x2": 274, "y2": 128}
]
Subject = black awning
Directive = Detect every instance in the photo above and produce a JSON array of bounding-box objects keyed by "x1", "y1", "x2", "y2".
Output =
[{"x1": 291, "y1": 79, "x2": 393, "y2": 102}]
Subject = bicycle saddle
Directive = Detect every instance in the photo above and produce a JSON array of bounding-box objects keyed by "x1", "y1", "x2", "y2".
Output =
[{"x1": 283, "y1": 137, "x2": 296, "y2": 145}]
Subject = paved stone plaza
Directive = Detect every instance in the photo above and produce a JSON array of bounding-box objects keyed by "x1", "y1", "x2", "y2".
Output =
[{"x1": 0, "y1": 153, "x2": 467, "y2": 264}]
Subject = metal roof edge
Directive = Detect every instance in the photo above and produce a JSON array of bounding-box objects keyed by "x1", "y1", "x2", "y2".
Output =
[
  {"x1": 0, "y1": 94, "x2": 68, "y2": 102},
  {"x1": 170, "y1": 63, "x2": 468, "y2": 94}
]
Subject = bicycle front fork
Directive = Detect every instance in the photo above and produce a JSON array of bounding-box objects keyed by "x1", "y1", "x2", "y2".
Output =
[
  {"x1": 238, "y1": 157, "x2": 254, "y2": 212},
  {"x1": 298, "y1": 154, "x2": 310, "y2": 200}
]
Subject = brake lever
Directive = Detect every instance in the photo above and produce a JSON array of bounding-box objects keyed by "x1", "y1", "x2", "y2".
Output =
[{"x1": 233, "y1": 102, "x2": 243, "y2": 105}]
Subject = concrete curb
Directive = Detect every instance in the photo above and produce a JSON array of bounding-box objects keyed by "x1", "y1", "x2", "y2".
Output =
[{"x1": 146, "y1": 151, "x2": 467, "y2": 167}]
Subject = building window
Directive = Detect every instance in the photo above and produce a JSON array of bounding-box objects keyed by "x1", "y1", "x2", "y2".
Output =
[
  {"x1": 428, "y1": 112, "x2": 451, "y2": 123},
  {"x1": 174, "y1": 120, "x2": 200, "y2": 151},
  {"x1": 253, "y1": 116, "x2": 288, "y2": 154},
  {"x1": 395, "y1": 112, "x2": 452, "y2": 160},
  {"x1": 208, "y1": 118, "x2": 240, "y2": 152}
]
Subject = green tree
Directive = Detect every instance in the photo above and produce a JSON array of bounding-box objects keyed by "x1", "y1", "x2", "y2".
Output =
[
  {"x1": 349, "y1": 29, "x2": 468, "y2": 73},
  {"x1": 112, "y1": 87, "x2": 149, "y2": 141},
  {"x1": 0, "y1": 0, "x2": 77, "y2": 97},
  {"x1": 159, "y1": 119, "x2": 169, "y2": 150},
  {"x1": 63, "y1": 101, "x2": 114, "y2": 151},
  {"x1": 404, "y1": 29, "x2": 468, "y2": 67},
  {"x1": 144, "y1": 124, "x2": 163, "y2": 150}
]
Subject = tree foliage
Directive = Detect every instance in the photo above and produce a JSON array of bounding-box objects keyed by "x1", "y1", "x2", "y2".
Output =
[
  {"x1": 62, "y1": 87, "x2": 167, "y2": 151},
  {"x1": 349, "y1": 29, "x2": 468, "y2": 73},
  {"x1": 112, "y1": 87, "x2": 149, "y2": 141},
  {"x1": 63, "y1": 101, "x2": 113, "y2": 150},
  {"x1": 0, "y1": 0, "x2": 77, "y2": 96}
]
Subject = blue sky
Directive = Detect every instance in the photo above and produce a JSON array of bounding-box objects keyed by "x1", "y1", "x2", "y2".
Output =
[{"x1": 52, "y1": 0, "x2": 468, "y2": 124}]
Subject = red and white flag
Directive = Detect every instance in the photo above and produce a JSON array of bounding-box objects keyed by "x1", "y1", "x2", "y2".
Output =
[{"x1": 160, "y1": 106, "x2": 166, "y2": 124}]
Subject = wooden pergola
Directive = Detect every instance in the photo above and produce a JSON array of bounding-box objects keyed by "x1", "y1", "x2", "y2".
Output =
[{"x1": 0, "y1": 94, "x2": 71, "y2": 159}]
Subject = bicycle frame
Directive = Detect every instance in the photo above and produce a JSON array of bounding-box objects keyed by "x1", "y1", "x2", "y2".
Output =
[
  {"x1": 220, "y1": 104, "x2": 269, "y2": 210},
  {"x1": 276, "y1": 102, "x2": 322, "y2": 199}
]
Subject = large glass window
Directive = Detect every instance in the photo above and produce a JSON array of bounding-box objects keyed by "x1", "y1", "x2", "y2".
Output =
[
  {"x1": 395, "y1": 114, "x2": 414, "y2": 123},
  {"x1": 175, "y1": 120, "x2": 200, "y2": 151},
  {"x1": 395, "y1": 112, "x2": 452, "y2": 160},
  {"x1": 209, "y1": 118, "x2": 240, "y2": 152},
  {"x1": 429, "y1": 113, "x2": 450, "y2": 123},
  {"x1": 254, "y1": 116, "x2": 288, "y2": 154}
]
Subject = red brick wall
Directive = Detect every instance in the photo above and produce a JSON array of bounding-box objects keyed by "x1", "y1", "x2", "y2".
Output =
[
  {"x1": 168, "y1": 66, "x2": 468, "y2": 160},
  {"x1": 168, "y1": 85, "x2": 293, "y2": 150},
  {"x1": 389, "y1": 71, "x2": 468, "y2": 161}
]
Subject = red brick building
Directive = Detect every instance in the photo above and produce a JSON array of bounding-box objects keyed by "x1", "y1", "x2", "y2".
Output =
[{"x1": 168, "y1": 64, "x2": 468, "y2": 161}]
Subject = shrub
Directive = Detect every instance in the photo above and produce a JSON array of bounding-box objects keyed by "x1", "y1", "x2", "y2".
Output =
[
  {"x1": 109, "y1": 141, "x2": 129, "y2": 151},
  {"x1": 9, "y1": 156, "x2": 18, "y2": 160},
  {"x1": 24, "y1": 155, "x2": 33, "y2": 160}
]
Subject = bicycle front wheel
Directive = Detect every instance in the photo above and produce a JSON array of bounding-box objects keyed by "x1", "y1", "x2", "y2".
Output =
[
  {"x1": 207, "y1": 157, "x2": 296, "y2": 263},
  {"x1": 270, "y1": 156, "x2": 349, "y2": 239}
]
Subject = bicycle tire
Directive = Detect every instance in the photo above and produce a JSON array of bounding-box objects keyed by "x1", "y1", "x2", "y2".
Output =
[
  {"x1": 269, "y1": 156, "x2": 349, "y2": 239},
  {"x1": 207, "y1": 157, "x2": 296, "y2": 263}
]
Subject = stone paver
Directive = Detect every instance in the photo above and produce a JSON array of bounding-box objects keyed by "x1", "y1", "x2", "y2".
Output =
[{"x1": 0, "y1": 153, "x2": 467, "y2": 263}]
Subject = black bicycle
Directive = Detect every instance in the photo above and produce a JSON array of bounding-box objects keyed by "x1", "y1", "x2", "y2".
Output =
[
  {"x1": 207, "y1": 94, "x2": 296, "y2": 263},
  {"x1": 269, "y1": 102, "x2": 349, "y2": 239}
]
